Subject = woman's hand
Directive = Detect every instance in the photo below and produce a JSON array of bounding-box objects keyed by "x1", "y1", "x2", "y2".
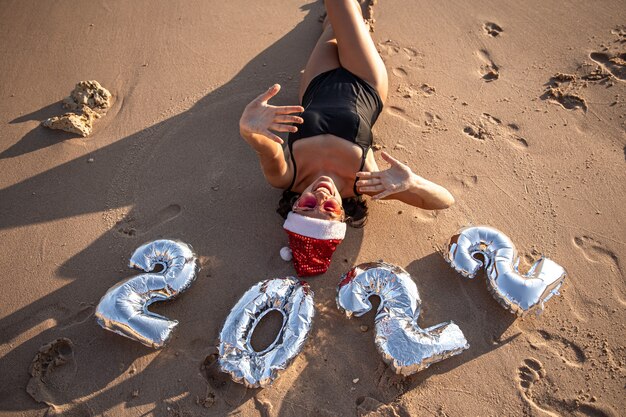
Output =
[
  {"x1": 239, "y1": 84, "x2": 304, "y2": 145},
  {"x1": 356, "y1": 151, "x2": 455, "y2": 209},
  {"x1": 356, "y1": 151, "x2": 414, "y2": 200}
]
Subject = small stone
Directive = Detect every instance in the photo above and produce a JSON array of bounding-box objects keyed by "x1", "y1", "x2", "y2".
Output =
[
  {"x1": 211, "y1": 186, "x2": 219, "y2": 191},
  {"x1": 372, "y1": 144, "x2": 382, "y2": 150},
  {"x1": 359, "y1": 325, "x2": 369, "y2": 332},
  {"x1": 131, "y1": 389, "x2": 139, "y2": 398},
  {"x1": 63, "y1": 80, "x2": 112, "y2": 114},
  {"x1": 352, "y1": 378, "x2": 359, "y2": 384},
  {"x1": 397, "y1": 210, "x2": 403, "y2": 214},
  {"x1": 87, "y1": 157, "x2": 94, "y2": 163},
  {"x1": 42, "y1": 107, "x2": 97, "y2": 137}
]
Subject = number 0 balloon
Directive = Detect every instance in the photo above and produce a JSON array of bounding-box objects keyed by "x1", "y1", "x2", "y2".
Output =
[
  {"x1": 444, "y1": 226, "x2": 567, "y2": 316},
  {"x1": 95, "y1": 240, "x2": 198, "y2": 348},
  {"x1": 218, "y1": 277, "x2": 315, "y2": 388},
  {"x1": 337, "y1": 262, "x2": 469, "y2": 376}
]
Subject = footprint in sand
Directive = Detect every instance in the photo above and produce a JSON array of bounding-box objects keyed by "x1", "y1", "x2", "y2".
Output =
[
  {"x1": 516, "y1": 357, "x2": 617, "y2": 417},
  {"x1": 392, "y1": 66, "x2": 409, "y2": 77},
  {"x1": 26, "y1": 338, "x2": 91, "y2": 416},
  {"x1": 483, "y1": 22, "x2": 503, "y2": 37},
  {"x1": 386, "y1": 106, "x2": 445, "y2": 135},
  {"x1": 463, "y1": 124, "x2": 490, "y2": 140},
  {"x1": 386, "y1": 106, "x2": 419, "y2": 129},
  {"x1": 573, "y1": 236, "x2": 625, "y2": 305},
  {"x1": 542, "y1": 73, "x2": 588, "y2": 112},
  {"x1": 589, "y1": 52, "x2": 626, "y2": 81},
  {"x1": 516, "y1": 357, "x2": 565, "y2": 416},
  {"x1": 517, "y1": 357, "x2": 546, "y2": 391},
  {"x1": 116, "y1": 203, "x2": 182, "y2": 237},
  {"x1": 378, "y1": 40, "x2": 425, "y2": 71},
  {"x1": 395, "y1": 83, "x2": 435, "y2": 100},
  {"x1": 463, "y1": 113, "x2": 528, "y2": 148},
  {"x1": 420, "y1": 84, "x2": 435, "y2": 96},
  {"x1": 528, "y1": 330, "x2": 586, "y2": 368},
  {"x1": 477, "y1": 49, "x2": 500, "y2": 81}
]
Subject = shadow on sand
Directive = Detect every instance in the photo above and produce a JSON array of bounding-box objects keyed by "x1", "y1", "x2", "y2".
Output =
[{"x1": 0, "y1": 2, "x2": 516, "y2": 415}]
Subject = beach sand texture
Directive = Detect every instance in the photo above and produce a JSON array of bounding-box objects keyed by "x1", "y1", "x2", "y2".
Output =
[{"x1": 1, "y1": 0, "x2": 625, "y2": 416}]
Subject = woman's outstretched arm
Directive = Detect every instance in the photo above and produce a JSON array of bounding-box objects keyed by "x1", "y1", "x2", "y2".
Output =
[
  {"x1": 239, "y1": 84, "x2": 304, "y2": 188},
  {"x1": 356, "y1": 151, "x2": 455, "y2": 210}
]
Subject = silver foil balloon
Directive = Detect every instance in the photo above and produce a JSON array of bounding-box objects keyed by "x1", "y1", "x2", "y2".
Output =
[
  {"x1": 444, "y1": 226, "x2": 567, "y2": 316},
  {"x1": 218, "y1": 277, "x2": 314, "y2": 388},
  {"x1": 337, "y1": 262, "x2": 468, "y2": 376},
  {"x1": 95, "y1": 239, "x2": 198, "y2": 348}
]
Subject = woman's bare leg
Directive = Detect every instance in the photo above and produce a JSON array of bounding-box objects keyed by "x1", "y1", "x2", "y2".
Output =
[
  {"x1": 299, "y1": 0, "x2": 388, "y2": 103},
  {"x1": 299, "y1": 25, "x2": 340, "y2": 101}
]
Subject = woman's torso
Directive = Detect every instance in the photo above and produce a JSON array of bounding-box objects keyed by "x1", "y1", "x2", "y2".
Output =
[
  {"x1": 284, "y1": 134, "x2": 378, "y2": 197},
  {"x1": 285, "y1": 68, "x2": 384, "y2": 197}
]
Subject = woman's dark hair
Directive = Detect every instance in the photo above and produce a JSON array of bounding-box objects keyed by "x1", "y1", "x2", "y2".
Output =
[{"x1": 277, "y1": 190, "x2": 368, "y2": 228}]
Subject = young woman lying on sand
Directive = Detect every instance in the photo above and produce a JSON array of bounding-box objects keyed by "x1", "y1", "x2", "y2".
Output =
[{"x1": 239, "y1": 0, "x2": 454, "y2": 276}]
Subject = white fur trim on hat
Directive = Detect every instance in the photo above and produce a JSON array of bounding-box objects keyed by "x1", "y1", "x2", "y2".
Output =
[{"x1": 284, "y1": 212, "x2": 347, "y2": 240}]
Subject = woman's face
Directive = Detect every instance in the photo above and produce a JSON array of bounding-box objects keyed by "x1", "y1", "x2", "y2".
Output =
[{"x1": 292, "y1": 176, "x2": 345, "y2": 221}]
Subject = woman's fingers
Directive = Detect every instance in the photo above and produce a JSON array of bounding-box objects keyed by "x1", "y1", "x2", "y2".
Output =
[
  {"x1": 270, "y1": 123, "x2": 298, "y2": 133},
  {"x1": 256, "y1": 84, "x2": 281, "y2": 103},
  {"x1": 381, "y1": 151, "x2": 402, "y2": 166},
  {"x1": 356, "y1": 171, "x2": 376, "y2": 179},
  {"x1": 356, "y1": 178, "x2": 381, "y2": 187},
  {"x1": 263, "y1": 130, "x2": 284, "y2": 144},
  {"x1": 273, "y1": 115, "x2": 303, "y2": 124},
  {"x1": 275, "y1": 105, "x2": 305, "y2": 115},
  {"x1": 358, "y1": 184, "x2": 385, "y2": 193}
]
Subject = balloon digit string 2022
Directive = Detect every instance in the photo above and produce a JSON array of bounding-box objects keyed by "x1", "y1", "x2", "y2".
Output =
[
  {"x1": 218, "y1": 277, "x2": 315, "y2": 388},
  {"x1": 95, "y1": 240, "x2": 198, "y2": 348},
  {"x1": 336, "y1": 262, "x2": 469, "y2": 376},
  {"x1": 91, "y1": 227, "x2": 567, "y2": 385},
  {"x1": 444, "y1": 226, "x2": 567, "y2": 316}
]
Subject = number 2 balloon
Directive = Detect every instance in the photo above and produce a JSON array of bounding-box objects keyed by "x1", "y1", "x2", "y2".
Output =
[
  {"x1": 95, "y1": 240, "x2": 198, "y2": 348},
  {"x1": 444, "y1": 226, "x2": 567, "y2": 316},
  {"x1": 336, "y1": 262, "x2": 469, "y2": 376}
]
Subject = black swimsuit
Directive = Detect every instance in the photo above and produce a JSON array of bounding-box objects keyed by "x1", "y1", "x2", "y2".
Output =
[{"x1": 287, "y1": 67, "x2": 384, "y2": 195}]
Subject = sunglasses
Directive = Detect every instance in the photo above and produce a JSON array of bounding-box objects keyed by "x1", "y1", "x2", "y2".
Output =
[{"x1": 293, "y1": 194, "x2": 344, "y2": 218}]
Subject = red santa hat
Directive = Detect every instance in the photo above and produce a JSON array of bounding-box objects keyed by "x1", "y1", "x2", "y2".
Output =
[{"x1": 282, "y1": 211, "x2": 347, "y2": 277}]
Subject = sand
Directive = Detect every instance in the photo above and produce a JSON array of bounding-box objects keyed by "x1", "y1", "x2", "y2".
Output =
[{"x1": 1, "y1": 0, "x2": 625, "y2": 416}]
